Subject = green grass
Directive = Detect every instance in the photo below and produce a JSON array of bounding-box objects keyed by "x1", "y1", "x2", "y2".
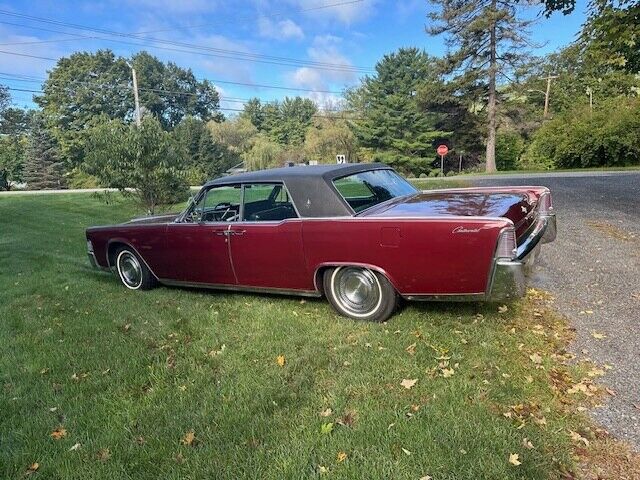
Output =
[{"x1": 1, "y1": 193, "x2": 587, "y2": 479}]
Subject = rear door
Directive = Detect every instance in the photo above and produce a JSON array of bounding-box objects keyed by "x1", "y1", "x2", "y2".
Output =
[
  {"x1": 164, "y1": 185, "x2": 241, "y2": 285},
  {"x1": 228, "y1": 183, "x2": 312, "y2": 291}
]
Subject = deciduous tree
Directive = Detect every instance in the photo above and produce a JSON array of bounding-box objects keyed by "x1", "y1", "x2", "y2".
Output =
[{"x1": 85, "y1": 117, "x2": 188, "y2": 213}]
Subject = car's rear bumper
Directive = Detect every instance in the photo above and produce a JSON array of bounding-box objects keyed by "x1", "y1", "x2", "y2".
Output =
[{"x1": 486, "y1": 213, "x2": 556, "y2": 301}]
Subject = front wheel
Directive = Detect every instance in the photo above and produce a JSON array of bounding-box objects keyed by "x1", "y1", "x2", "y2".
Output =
[
  {"x1": 115, "y1": 247, "x2": 157, "y2": 290},
  {"x1": 323, "y1": 266, "x2": 398, "y2": 322}
]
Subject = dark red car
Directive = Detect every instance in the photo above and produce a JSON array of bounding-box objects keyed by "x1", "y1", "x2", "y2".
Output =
[{"x1": 86, "y1": 163, "x2": 556, "y2": 322}]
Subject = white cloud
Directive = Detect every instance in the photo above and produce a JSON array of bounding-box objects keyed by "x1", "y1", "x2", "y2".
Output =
[
  {"x1": 258, "y1": 17, "x2": 304, "y2": 40},
  {"x1": 286, "y1": 0, "x2": 377, "y2": 25},
  {"x1": 0, "y1": 30, "x2": 66, "y2": 77},
  {"x1": 285, "y1": 35, "x2": 356, "y2": 103}
]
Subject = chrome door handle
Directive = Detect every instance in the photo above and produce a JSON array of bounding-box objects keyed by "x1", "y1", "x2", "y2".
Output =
[
  {"x1": 213, "y1": 229, "x2": 229, "y2": 236},
  {"x1": 231, "y1": 229, "x2": 246, "y2": 236}
]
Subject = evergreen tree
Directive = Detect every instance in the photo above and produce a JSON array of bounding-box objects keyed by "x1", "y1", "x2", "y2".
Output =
[
  {"x1": 428, "y1": 0, "x2": 536, "y2": 172},
  {"x1": 347, "y1": 48, "x2": 449, "y2": 171},
  {"x1": 23, "y1": 115, "x2": 66, "y2": 190}
]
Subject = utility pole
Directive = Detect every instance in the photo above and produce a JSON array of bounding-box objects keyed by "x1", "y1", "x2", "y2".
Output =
[
  {"x1": 131, "y1": 67, "x2": 141, "y2": 127},
  {"x1": 126, "y1": 61, "x2": 141, "y2": 127},
  {"x1": 542, "y1": 75, "x2": 558, "y2": 119},
  {"x1": 586, "y1": 87, "x2": 593, "y2": 116}
]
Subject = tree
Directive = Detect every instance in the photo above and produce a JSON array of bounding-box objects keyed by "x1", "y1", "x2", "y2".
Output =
[
  {"x1": 240, "y1": 97, "x2": 317, "y2": 146},
  {"x1": 304, "y1": 117, "x2": 357, "y2": 163},
  {"x1": 428, "y1": 0, "x2": 536, "y2": 172},
  {"x1": 347, "y1": 48, "x2": 450, "y2": 172},
  {"x1": 243, "y1": 134, "x2": 283, "y2": 170},
  {"x1": 173, "y1": 116, "x2": 238, "y2": 182},
  {"x1": 1, "y1": 107, "x2": 32, "y2": 135},
  {"x1": 581, "y1": 1, "x2": 640, "y2": 74},
  {"x1": 131, "y1": 51, "x2": 224, "y2": 129},
  {"x1": 208, "y1": 116, "x2": 257, "y2": 155},
  {"x1": 85, "y1": 117, "x2": 188, "y2": 213},
  {"x1": 0, "y1": 85, "x2": 9, "y2": 114},
  {"x1": 35, "y1": 49, "x2": 223, "y2": 167},
  {"x1": 23, "y1": 114, "x2": 66, "y2": 190},
  {"x1": 0, "y1": 136, "x2": 25, "y2": 191},
  {"x1": 240, "y1": 98, "x2": 265, "y2": 130}
]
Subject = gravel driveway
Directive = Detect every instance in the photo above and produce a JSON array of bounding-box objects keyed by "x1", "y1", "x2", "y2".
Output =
[{"x1": 471, "y1": 171, "x2": 640, "y2": 449}]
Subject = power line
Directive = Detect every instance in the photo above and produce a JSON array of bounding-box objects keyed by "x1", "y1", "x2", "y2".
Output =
[
  {"x1": 0, "y1": 8, "x2": 374, "y2": 74},
  {"x1": 0, "y1": 69, "x2": 349, "y2": 95},
  {"x1": 0, "y1": 85, "x2": 357, "y2": 117}
]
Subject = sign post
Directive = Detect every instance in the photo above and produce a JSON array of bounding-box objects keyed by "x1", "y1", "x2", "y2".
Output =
[{"x1": 436, "y1": 144, "x2": 449, "y2": 175}]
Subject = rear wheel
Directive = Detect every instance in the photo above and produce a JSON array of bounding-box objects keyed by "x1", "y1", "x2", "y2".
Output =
[
  {"x1": 323, "y1": 266, "x2": 398, "y2": 322},
  {"x1": 115, "y1": 247, "x2": 156, "y2": 290}
]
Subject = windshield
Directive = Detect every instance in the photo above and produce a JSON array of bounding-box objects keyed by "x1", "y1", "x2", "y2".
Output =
[{"x1": 333, "y1": 169, "x2": 418, "y2": 213}]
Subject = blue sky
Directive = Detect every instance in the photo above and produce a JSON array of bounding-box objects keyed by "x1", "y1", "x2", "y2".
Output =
[{"x1": 0, "y1": 0, "x2": 588, "y2": 112}]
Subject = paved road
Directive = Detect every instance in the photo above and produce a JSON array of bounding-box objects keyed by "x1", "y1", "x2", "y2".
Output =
[{"x1": 472, "y1": 171, "x2": 640, "y2": 449}]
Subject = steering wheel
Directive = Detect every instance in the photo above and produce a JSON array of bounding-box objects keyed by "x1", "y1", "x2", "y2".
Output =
[{"x1": 212, "y1": 202, "x2": 235, "y2": 221}]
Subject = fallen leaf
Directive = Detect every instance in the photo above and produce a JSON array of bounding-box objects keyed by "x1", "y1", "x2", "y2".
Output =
[
  {"x1": 569, "y1": 430, "x2": 589, "y2": 446},
  {"x1": 522, "y1": 438, "x2": 534, "y2": 449},
  {"x1": 405, "y1": 343, "x2": 417, "y2": 355},
  {"x1": 96, "y1": 448, "x2": 111, "y2": 462},
  {"x1": 633, "y1": 403, "x2": 640, "y2": 411},
  {"x1": 276, "y1": 355, "x2": 286, "y2": 367},
  {"x1": 26, "y1": 463, "x2": 39, "y2": 475},
  {"x1": 509, "y1": 453, "x2": 522, "y2": 466},
  {"x1": 337, "y1": 412, "x2": 356, "y2": 428},
  {"x1": 318, "y1": 465, "x2": 329, "y2": 474},
  {"x1": 498, "y1": 305, "x2": 508, "y2": 313},
  {"x1": 401, "y1": 447, "x2": 411, "y2": 455},
  {"x1": 400, "y1": 378, "x2": 417, "y2": 389},
  {"x1": 420, "y1": 476, "x2": 433, "y2": 480},
  {"x1": 529, "y1": 353, "x2": 543, "y2": 364},
  {"x1": 441, "y1": 367, "x2": 455, "y2": 378},
  {"x1": 591, "y1": 331, "x2": 606, "y2": 340},
  {"x1": 320, "y1": 408, "x2": 333, "y2": 417},
  {"x1": 50, "y1": 427, "x2": 67, "y2": 440},
  {"x1": 48, "y1": 407, "x2": 57, "y2": 412},
  {"x1": 605, "y1": 387, "x2": 617, "y2": 397},
  {"x1": 69, "y1": 443, "x2": 81, "y2": 451},
  {"x1": 123, "y1": 323, "x2": 132, "y2": 332},
  {"x1": 337, "y1": 451, "x2": 347, "y2": 463},
  {"x1": 320, "y1": 423, "x2": 334, "y2": 435},
  {"x1": 181, "y1": 430, "x2": 197, "y2": 446}
]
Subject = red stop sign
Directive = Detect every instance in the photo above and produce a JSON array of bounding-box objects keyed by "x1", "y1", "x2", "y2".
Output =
[{"x1": 437, "y1": 144, "x2": 449, "y2": 156}]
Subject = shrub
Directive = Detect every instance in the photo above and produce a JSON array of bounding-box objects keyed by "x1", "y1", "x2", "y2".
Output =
[
  {"x1": 496, "y1": 131, "x2": 524, "y2": 171},
  {"x1": 524, "y1": 97, "x2": 640, "y2": 169}
]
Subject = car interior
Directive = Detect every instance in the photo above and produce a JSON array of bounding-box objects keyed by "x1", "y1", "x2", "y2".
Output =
[{"x1": 187, "y1": 183, "x2": 297, "y2": 223}]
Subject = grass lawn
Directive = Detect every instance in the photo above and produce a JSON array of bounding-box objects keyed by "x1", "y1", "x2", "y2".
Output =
[{"x1": 1, "y1": 192, "x2": 595, "y2": 479}]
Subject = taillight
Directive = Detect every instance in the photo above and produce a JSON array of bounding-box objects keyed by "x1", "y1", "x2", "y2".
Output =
[
  {"x1": 538, "y1": 191, "x2": 553, "y2": 215},
  {"x1": 496, "y1": 228, "x2": 517, "y2": 260}
]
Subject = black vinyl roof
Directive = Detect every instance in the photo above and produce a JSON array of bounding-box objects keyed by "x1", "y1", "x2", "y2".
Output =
[{"x1": 203, "y1": 163, "x2": 391, "y2": 218}]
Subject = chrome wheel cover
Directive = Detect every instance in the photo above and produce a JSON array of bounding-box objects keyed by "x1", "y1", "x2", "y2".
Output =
[
  {"x1": 117, "y1": 251, "x2": 143, "y2": 289},
  {"x1": 331, "y1": 267, "x2": 382, "y2": 318}
]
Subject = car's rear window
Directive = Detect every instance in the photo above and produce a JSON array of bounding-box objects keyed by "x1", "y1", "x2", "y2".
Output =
[{"x1": 333, "y1": 169, "x2": 418, "y2": 213}]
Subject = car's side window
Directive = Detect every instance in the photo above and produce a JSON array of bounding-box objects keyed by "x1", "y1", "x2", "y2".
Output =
[
  {"x1": 242, "y1": 183, "x2": 298, "y2": 222},
  {"x1": 188, "y1": 185, "x2": 242, "y2": 223}
]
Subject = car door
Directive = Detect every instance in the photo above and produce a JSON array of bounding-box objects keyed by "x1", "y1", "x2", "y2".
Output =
[
  {"x1": 164, "y1": 185, "x2": 241, "y2": 285},
  {"x1": 228, "y1": 183, "x2": 312, "y2": 291}
]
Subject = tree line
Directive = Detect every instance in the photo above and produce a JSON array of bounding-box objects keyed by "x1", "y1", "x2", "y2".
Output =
[{"x1": 0, "y1": 0, "x2": 638, "y2": 208}]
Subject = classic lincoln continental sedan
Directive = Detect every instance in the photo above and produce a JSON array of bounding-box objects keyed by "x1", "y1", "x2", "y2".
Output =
[{"x1": 86, "y1": 163, "x2": 556, "y2": 322}]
